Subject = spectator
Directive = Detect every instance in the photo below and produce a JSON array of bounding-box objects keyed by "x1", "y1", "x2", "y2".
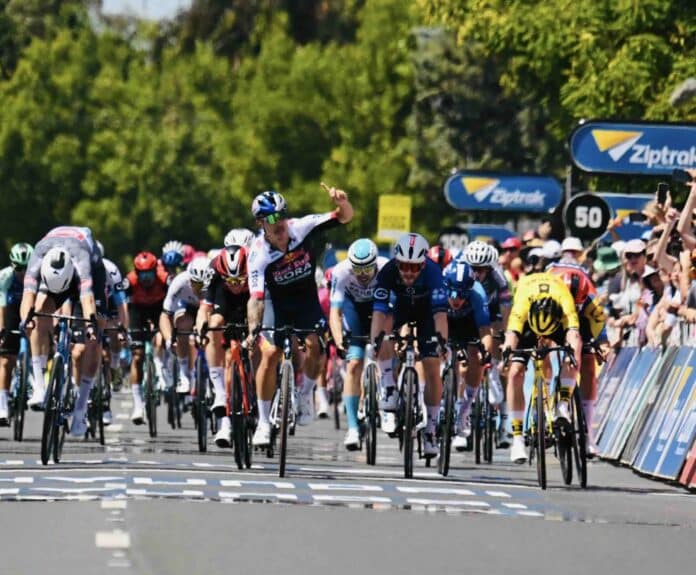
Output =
[
  {"x1": 606, "y1": 239, "x2": 647, "y2": 344},
  {"x1": 560, "y1": 237, "x2": 583, "y2": 265}
]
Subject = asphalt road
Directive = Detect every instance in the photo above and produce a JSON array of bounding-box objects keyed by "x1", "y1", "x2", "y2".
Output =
[{"x1": 0, "y1": 388, "x2": 693, "y2": 575}]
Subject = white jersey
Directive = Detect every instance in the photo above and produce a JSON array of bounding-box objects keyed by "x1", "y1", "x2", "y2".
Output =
[
  {"x1": 330, "y1": 256, "x2": 389, "y2": 307},
  {"x1": 103, "y1": 258, "x2": 123, "y2": 295},
  {"x1": 163, "y1": 271, "x2": 200, "y2": 314}
]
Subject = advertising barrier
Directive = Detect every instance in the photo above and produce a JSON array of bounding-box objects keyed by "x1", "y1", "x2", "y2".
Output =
[{"x1": 594, "y1": 347, "x2": 638, "y2": 442}]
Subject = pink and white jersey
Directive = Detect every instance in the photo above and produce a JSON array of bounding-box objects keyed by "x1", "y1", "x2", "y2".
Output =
[{"x1": 248, "y1": 212, "x2": 341, "y2": 303}]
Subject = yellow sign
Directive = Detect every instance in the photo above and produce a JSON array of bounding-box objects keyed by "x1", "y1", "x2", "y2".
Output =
[{"x1": 377, "y1": 195, "x2": 411, "y2": 242}]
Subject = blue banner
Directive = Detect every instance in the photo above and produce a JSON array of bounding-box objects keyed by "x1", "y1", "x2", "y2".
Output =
[
  {"x1": 570, "y1": 121, "x2": 696, "y2": 176},
  {"x1": 601, "y1": 193, "x2": 654, "y2": 241},
  {"x1": 443, "y1": 171, "x2": 562, "y2": 213}
]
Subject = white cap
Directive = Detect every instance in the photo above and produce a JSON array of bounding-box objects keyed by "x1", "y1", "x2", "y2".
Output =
[
  {"x1": 624, "y1": 239, "x2": 647, "y2": 255},
  {"x1": 561, "y1": 237, "x2": 583, "y2": 252},
  {"x1": 541, "y1": 239, "x2": 562, "y2": 260},
  {"x1": 611, "y1": 240, "x2": 626, "y2": 257},
  {"x1": 529, "y1": 247, "x2": 544, "y2": 260}
]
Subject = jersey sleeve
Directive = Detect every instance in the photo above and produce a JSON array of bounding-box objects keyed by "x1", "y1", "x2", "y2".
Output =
[
  {"x1": 582, "y1": 294, "x2": 606, "y2": 339},
  {"x1": 247, "y1": 238, "x2": 268, "y2": 299},
  {"x1": 163, "y1": 274, "x2": 183, "y2": 314},
  {"x1": 372, "y1": 261, "x2": 395, "y2": 314},
  {"x1": 329, "y1": 264, "x2": 348, "y2": 309},
  {"x1": 493, "y1": 267, "x2": 512, "y2": 307},
  {"x1": 0, "y1": 268, "x2": 13, "y2": 307},
  {"x1": 557, "y1": 278, "x2": 580, "y2": 331},
  {"x1": 290, "y1": 212, "x2": 341, "y2": 243},
  {"x1": 425, "y1": 260, "x2": 448, "y2": 313},
  {"x1": 471, "y1": 283, "x2": 491, "y2": 327},
  {"x1": 506, "y1": 278, "x2": 532, "y2": 334}
]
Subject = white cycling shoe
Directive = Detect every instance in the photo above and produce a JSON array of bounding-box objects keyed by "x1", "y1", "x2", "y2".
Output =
[
  {"x1": 252, "y1": 423, "x2": 271, "y2": 447},
  {"x1": 28, "y1": 387, "x2": 46, "y2": 411},
  {"x1": 452, "y1": 433, "x2": 468, "y2": 452},
  {"x1": 214, "y1": 417, "x2": 232, "y2": 448},
  {"x1": 297, "y1": 392, "x2": 314, "y2": 426},
  {"x1": 381, "y1": 411, "x2": 397, "y2": 435},
  {"x1": 510, "y1": 435, "x2": 528, "y2": 464},
  {"x1": 70, "y1": 412, "x2": 88, "y2": 437},
  {"x1": 423, "y1": 431, "x2": 439, "y2": 457},
  {"x1": 343, "y1": 427, "x2": 361, "y2": 451},
  {"x1": 316, "y1": 394, "x2": 330, "y2": 419},
  {"x1": 176, "y1": 376, "x2": 191, "y2": 394},
  {"x1": 554, "y1": 399, "x2": 571, "y2": 426},
  {"x1": 131, "y1": 405, "x2": 145, "y2": 425},
  {"x1": 378, "y1": 386, "x2": 398, "y2": 412},
  {"x1": 102, "y1": 410, "x2": 113, "y2": 426}
]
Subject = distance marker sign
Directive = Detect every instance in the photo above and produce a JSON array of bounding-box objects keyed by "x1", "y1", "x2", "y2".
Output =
[{"x1": 564, "y1": 193, "x2": 611, "y2": 241}]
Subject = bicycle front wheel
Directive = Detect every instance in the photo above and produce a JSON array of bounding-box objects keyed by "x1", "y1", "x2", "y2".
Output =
[
  {"x1": 95, "y1": 368, "x2": 105, "y2": 446},
  {"x1": 195, "y1": 355, "x2": 207, "y2": 452},
  {"x1": 168, "y1": 357, "x2": 179, "y2": 430},
  {"x1": 572, "y1": 387, "x2": 588, "y2": 488},
  {"x1": 438, "y1": 366, "x2": 455, "y2": 476},
  {"x1": 364, "y1": 364, "x2": 378, "y2": 466},
  {"x1": 13, "y1": 351, "x2": 29, "y2": 442},
  {"x1": 144, "y1": 355, "x2": 157, "y2": 438},
  {"x1": 535, "y1": 380, "x2": 547, "y2": 490},
  {"x1": 41, "y1": 356, "x2": 63, "y2": 466},
  {"x1": 278, "y1": 361, "x2": 293, "y2": 478},
  {"x1": 231, "y1": 366, "x2": 245, "y2": 470},
  {"x1": 402, "y1": 368, "x2": 417, "y2": 479}
]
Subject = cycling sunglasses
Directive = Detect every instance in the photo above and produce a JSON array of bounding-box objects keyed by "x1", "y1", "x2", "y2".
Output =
[
  {"x1": 397, "y1": 261, "x2": 423, "y2": 274},
  {"x1": 225, "y1": 275, "x2": 247, "y2": 286},
  {"x1": 137, "y1": 270, "x2": 156, "y2": 282},
  {"x1": 448, "y1": 289, "x2": 467, "y2": 300},
  {"x1": 263, "y1": 211, "x2": 287, "y2": 225},
  {"x1": 352, "y1": 264, "x2": 376, "y2": 277},
  {"x1": 471, "y1": 265, "x2": 489, "y2": 273}
]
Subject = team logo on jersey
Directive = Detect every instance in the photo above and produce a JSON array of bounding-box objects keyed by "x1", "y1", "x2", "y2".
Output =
[
  {"x1": 374, "y1": 288, "x2": 389, "y2": 300},
  {"x1": 272, "y1": 250, "x2": 312, "y2": 285}
]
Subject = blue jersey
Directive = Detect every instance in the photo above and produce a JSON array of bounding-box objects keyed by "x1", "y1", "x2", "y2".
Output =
[
  {"x1": 373, "y1": 259, "x2": 448, "y2": 315},
  {"x1": 447, "y1": 280, "x2": 491, "y2": 328}
]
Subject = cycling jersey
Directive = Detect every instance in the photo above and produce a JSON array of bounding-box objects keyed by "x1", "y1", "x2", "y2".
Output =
[
  {"x1": 248, "y1": 212, "x2": 341, "y2": 302},
  {"x1": 478, "y1": 265, "x2": 512, "y2": 318},
  {"x1": 330, "y1": 257, "x2": 389, "y2": 309},
  {"x1": 0, "y1": 267, "x2": 23, "y2": 308},
  {"x1": 163, "y1": 271, "x2": 200, "y2": 315},
  {"x1": 24, "y1": 226, "x2": 102, "y2": 298},
  {"x1": 373, "y1": 259, "x2": 448, "y2": 315},
  {"x1": 507, "y1": 272, "x2": 579, "y2": 334},
  {"x1": 447, "y1": 280, "x2": 491, "y2": 327},
  {"x1": 202, "y1": 273, "x2": 249, "y2": 324},
  {"x1": 126, "y1": 267, "x2": 169, "y2": 307},
  {"x1": 104, "y1": 258, "x2": 127, "y2": 308}
]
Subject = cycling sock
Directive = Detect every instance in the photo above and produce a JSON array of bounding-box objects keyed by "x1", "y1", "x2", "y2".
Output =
[
  {"x1": 426, "y1": 405, "x2": 439, "y2": 432},
  {"x1": 209, "y1": 367, "x2": 225, "y2": 399},
  {"x1": 499, "y1": 400, "x2": 509, "y2": 418},
  {"x1": 377, "y1": 359, "x2": 395, "y2": 389},
  {"x1": 316, "y1": 385, "x2": 329, "y2": 405},
  {"x1": 153, "y1": 355, "x2": 165, "y2": 382},
  {"x1": 301, "y1": 374, "x2": 316, "y2": 395},
  {"x1": 39, "y1": 355, "x2": 47, "y2": 370},
  {"x1": 0, "y1": 390, "x2": 8, "y2": 413},
  {"x1": 32, "y1": 357, "x2": 45, "y2": 392},
  {"x1": 462, "y1": 385, "x2": 477, "y2": 410},
  {"x1": 111, "y1": 352, "x2": 119, "y2": 367},
  {"x1": 258, "y1": 399, "x2": 272, "y2": 426},
  {"x1": 582, "y1": 400, "x2": 595, "y2": 439},
  {"x1": 75, "y1": 376, "x2": 95, "y2": 413},
  {"x1": 344, "y1": 395, "x2": 360, "y2": 429},
  {"x1": 131, "y1": 384, "x2": 143, "y2": 409},
  {"x1": 511, "y1": 410, "x2": 525, "y2": 437}
]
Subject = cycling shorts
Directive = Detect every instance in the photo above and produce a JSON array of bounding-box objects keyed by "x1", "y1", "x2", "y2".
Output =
[
  {"x1": 341, "y1": 299, "x2": 373, "y2": 361},
  {"x1": 129, "y1": 304, "x2": 162, "y2": 348},
  {"x1": 263, "y1": 294, "x2": 326, "y2": 348},
  {"x1": 510, "y1": 322, "x2": 565, "y2": 364},
  {"x1": 393, "y1": 305, "x2": 439, "y2": 359},
  {"x1": 0, "y1": 304, "x2": 21, "y2": 356}
]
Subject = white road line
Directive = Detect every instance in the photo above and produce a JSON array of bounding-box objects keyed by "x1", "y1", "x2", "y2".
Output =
[
  {"x1": 502, "y1": 502, "x2": 527, "y2": 509},
  {"x1": 397, "y1": 486, "x2": 475, "y2": 496},
  {"x1": 101, "y1": 500, "x2": 127, "y2": 509},
  {"x1": 31, "y1": 487, "x2": 118, "y2": 494},
  {"x1": 0, "y1": 460, "x2": 24, "y2": 465},
  {"x1": 134, "y1": 460, "x2": 158, "y2": 465},
  {"x1": 309, "y1": 483, "x2": 384, "y2": 492},
  {"x1": 406, "y1": 498, "x2": 490, "y2": 507},
  {"x1": 133, "y1": 477, "x2": 207, "y2": 486},
  {"x1": 313, "y1": 495, "x2": 392, "y2": 503},
  {"x1": 219, "y1": 491, "x2": 298, "y2": 501},
  {"x1": 115, "y1": 414, "x2": 129, "y2": 420},
  {"x1": 105, "y1": 483, "x2": 128, "y2": 490},
  {"x1": 0, "y1": 488, "x2": 19, "y2": 495},
  {"x1": 517, "y1": 510, "x2": 544, "y2": 518},
  {"x1": 95, "y1": 530, "x2": 131, "y2": 549},
  {"x1": 486, "y1": 490, "x2": 511, "y2": 498},
  {"x1": 46, "y1": 476, "x2": 122, "y2": 483},
  {"x1": 109, "y1": 424, "x2": 124, "y2": 432},
  {"x1": 220, "y1": 480, "x2": 294, "y2": 489},
  {"x1": 181, "y1": 490, "x2": 205, "y2": 497},
  {"x1": 0, "y1": 477, "x2": 34, "y2": 484}
]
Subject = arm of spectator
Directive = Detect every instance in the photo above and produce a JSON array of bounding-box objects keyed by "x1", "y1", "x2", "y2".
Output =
[
  {"x1": 676, "y1": 176, "x2": 696, "y2": 238},
  {"x1": 679, "y1": 249, "x2": 692, "y2": 301},
  {"x1": 605, "y1": 215, "x2": 622, "y2": 243},
  {"x1": 653, "y1": 211, "x2": 679, "y2": 273},
  {"x1": 646, "y1": 305, "x2": 662, "y2": 347}
]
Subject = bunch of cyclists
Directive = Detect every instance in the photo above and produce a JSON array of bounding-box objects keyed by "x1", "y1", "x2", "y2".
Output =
[{"x1": 0, "y1": 183, "x2": 607, "y2": 469}]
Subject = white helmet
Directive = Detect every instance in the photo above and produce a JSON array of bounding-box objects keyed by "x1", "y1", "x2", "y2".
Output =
[
  {"x1": 95, "y1": 240, "x2": 105, "y2": 258},
  {"x1": 224, "y1": 228, "x2": 255, "y2": 248},
  {"x1": 40, "y1": 247, "x2": 74, "y2": 293},
  {"x1": 348, "y1": 238, "x2": 379, "y2": 267},
  {"x1": 394, "y1": 233, "x2": 429, "y2": 263},
  {"x1": 187, "y1": 256, "x2": 214, "y2": 285},
  {"x1": 463, "y1": 241, "x2": 496, "y2": 267}
]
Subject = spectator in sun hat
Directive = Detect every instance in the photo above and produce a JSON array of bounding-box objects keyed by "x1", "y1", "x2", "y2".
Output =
[
  {"x1": 559, "y1": 236, "x2": 583, "y2": 265},
  {"x1": 606, "y1": 239, "x2": 647, "y2": 338},
  {"x1": 541, "y1": 239, "x2": 562, "y2": 264},
  {"x1": 593, "y1": 246, "x2": 621, "y2": 285}
]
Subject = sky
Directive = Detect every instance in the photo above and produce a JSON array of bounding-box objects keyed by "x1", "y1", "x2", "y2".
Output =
[{"x1": 101, "y1": 0, "x2": 193, "y2": 21}]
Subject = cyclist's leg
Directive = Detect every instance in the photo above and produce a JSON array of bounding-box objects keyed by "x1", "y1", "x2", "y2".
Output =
[
  {"x1": 342, "y1": 299, "x2": 370, "y2": 446},
  {"x1": 556, "y1": 328, "x2": 582, "y2": 423},
  {"x1": 507, "y1": 327, "x2": 535, "y2": 462},
  {"x1": 28, "y1": 292, "x2": 56, "y2": 405},
  {"x1": 128, "y1": 305, "x2": 146, "y2": 424},
  {"x1": 173, "y1": 305, "x2": 194, "y2": 393},
  {"x1": 253, "y1": 298, "x2": 281, "y2": 444},
  {"x1": 0, "y1": 304, "x2": 21, "y2": 424}
]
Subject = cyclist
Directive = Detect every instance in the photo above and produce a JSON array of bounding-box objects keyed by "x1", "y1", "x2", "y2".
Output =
[
  {"x1": 0, "y1": 243, "x2": 33, "y2": 426},
  {"x1": 196, "y1": 245, "x2": 250, "y2": 448},
  {"x1": 370, "y1": 232, "x2": 448, "y2": 456},
  {"x1": 160, "y1": 256, "x2": 212, "y2": 395},
  {"x1": 427, "y1": 245, "x2": 452, "y2": 271},
  {"x1": 102, "y1": 255, "x2": 129, "y2": 396},
  {"x1": 501, "y1": 272, "x2": 582, "y2": 463},
  {"x1": 442, "y1": 257, "x2": 494, "y2": 451},
  {"x1": 246, "y1": 185, "x2": 353, "y2": 447},
  {"x1": 224, "y1": 228, "x2": 256, "y2": 249},
  {"x1": 547, "y1": 262, "x2": 607, "y2": 456},
  {"x1": 328, "y1": 238, "x2": 388, "y2": 450},
  {"x1": 125, "y1": 251, "x2": 169, "y2": 424},
  {"x1": 462, "y1": 240, "x2": 511, "y2": 446},
  {"x1": 20, "y1": 226, "x2": 107, "y2": 436}
]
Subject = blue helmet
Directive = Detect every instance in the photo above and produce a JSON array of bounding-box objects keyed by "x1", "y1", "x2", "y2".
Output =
[
  {"x1": 162, "y1": 250, "x2": 183, "y2": 268},
  {"x1": 251, "y1": 191, "x2": 287, "y2": 218},
  {"x1": 442, "y1": 259, "x2": 475, "y2": 296}
]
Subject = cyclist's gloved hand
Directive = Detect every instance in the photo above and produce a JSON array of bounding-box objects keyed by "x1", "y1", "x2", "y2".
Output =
[
  {"x1": 501, "y1": 346, "x2": 511, "y2": 364},
  {"x1": 85, "y1": 314, "x2": 98, "y2": 342},
  {"x1": 335, "y1": 345, "x2": 347, "y2": 360}
]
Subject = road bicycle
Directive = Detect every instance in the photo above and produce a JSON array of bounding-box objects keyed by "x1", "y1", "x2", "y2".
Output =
[{"x1": 6, "y1": 329, "x2": 31, "y2": 442}]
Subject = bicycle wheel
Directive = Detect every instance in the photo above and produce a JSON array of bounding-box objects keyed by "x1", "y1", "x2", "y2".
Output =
[
  {"x1": 96, "y1": 367, "x2": 105, "y2": 446},
  {"x1": 41, "y1": 355, "x2": 62, "y2": 466},
  {"x1": 196, "y1": 355, "x2": 207, "y2": 452},
  {"x1": 438, "y1": 366, "x2": 455, "y2": 476},
  {"x1": 402, "y1": 368, "x2": 417, "y2": 479},
  {"x1": 364, "y1": 364, "x2": 378, "y2": 466},
  {"x1": 168, "y1": 357, "x2": 178, "y2": 430},
  {"x1": 535, "y1": 379, "x2": 547, "y2": 490},
  {"x1": 13, "y1": 351, "x2": 29, "y2": 442},
  {"x1": 278, "y1": 361, "x2": 293, "y2": 478},
  {"x1": 55, "y1": 367, "x2": 74, "y2": 464},
  {"x1": 484, "y1": 405, "x2": 495, "y2": 463},
  {"x1": 473, "y1": 392, "x2": 483, "y2": 465},
  {"x1": 231, "y1": 366, "x2": 245, "y2": 470},
  {"x1": 572, "y1": 387, "x2": 588, "y2": 488},
  {"x1": 244, "y1": 360, "x2": 256, "y2": 469},
  {"x1": 333, "y1": 362, "x2": 342, "y2": 431},
  {"x1": 144, "y1": 355, "x2": 157, "y2": 438}
]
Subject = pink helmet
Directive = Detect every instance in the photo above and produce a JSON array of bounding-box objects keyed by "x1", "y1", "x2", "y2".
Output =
[{"x1": 181, "y1": 244, "x2": 195, "y2": 265}]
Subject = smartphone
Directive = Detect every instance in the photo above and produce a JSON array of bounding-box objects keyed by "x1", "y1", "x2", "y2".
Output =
[
  {"x1": 656, "y1": 182, "x2": 669, "y2": 205},
  {"x1": 628, "y1": 212, "x2": 648, "y2": 223},
  {"x1": 673, "y1": 168, "x2": 693, "y2": 184}
]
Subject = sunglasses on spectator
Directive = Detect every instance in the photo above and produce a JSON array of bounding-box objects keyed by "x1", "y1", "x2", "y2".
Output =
[
  {"x1": 225, "y1": 276, "x2": 247, "y2": 286},
  {"x1": 397, "y1": 262, "x2": 423, "y2": 274},
  {"x1": 625, "y1": 251, "x2": 645, "y2": 259},
  {"x1": 262, "y1": 211, "x2": 287, "y2": 225}
]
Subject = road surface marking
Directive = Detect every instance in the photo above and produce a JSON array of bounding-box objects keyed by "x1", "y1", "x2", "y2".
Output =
[
  {"x1": 309, "y1": 483, "x2": 384, "y2": 492},
  {"x1": 95, "y1": 530, "x2": 131, "y2": 549},
  {"x1": 220, "y1": 480, "x2": 294, "y2": 489},
  {"x1": 313, "y1": 495, "x2": 392, "y2": 503},
  {"x1": 219, "y1": 491, "x2": 298, "y2": 501},
  {"x1": 397, "y1": 486, "x2": 475, "y2": 496},
  {"x1": 502, "y1": 502, "x2": 527, "y2": 509},
  {"x1": 486, "y1": 490, "x2": 511, "y2": 498},
  {"x1": 406, "y1": 498, "x2": 490, "y2": 507}
]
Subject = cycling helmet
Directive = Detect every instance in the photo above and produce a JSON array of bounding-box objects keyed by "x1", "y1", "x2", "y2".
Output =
[
  {"x1": 181, "y1": 244, "x2": 195, "y2": 265},
  {"x1": 501, "y1": 237, "x2": 522, "y2": 250},
  {"x1": 40, "y1": 247, "x2": 74, "y2": 293},
  {"x1": 207, "y1": 248, "x2": 220, "y2": 260},
  {"x1": 428, "y1": 245, "x2": 452, "y2": 270},
  {"x1": 213, "y1": 245, "x2": 247, "y2": 279},
  {"x1": 348, "y1": 238, "x2": 378, "y2": 268},
  {"x1": 224, "y1": 228, "x2": 256, "y2": 248},
  {"x1": 463, "y1": 241, "x2": 496, "y2": 267},
  {"x1": 251, "y1": 191, "x2": 287, "y2": 218},
  {"x1": 442, "y1": 259, "x2": 475, "y2": 294},
  {"x1": 161, "y1": 240, "x2": 184, "y2": 257},
  {"x1": 528, "y1": 297, "x2": 563, "y2": 337},
  {"x1": 9, "y1": 242, "x2": 33, "y2": 267},
  {"x1": 188, "y1": 256, "x2": 214, "y2": 285},
  {"x1": 134, "y1": 251, "x2": 158, "y2": 272},
  {"x1": 162, "y1": 250, "x2": 184, "y2": 268},
  {"x1": 394, "y1": 233, "x2": 429, "y2": 263},
  {"x1": 95, "y1": 240, "x2": 105, "y2": 258},
  {"x1": 549, "y1": 265, "x2": 593, "y2": 305}
]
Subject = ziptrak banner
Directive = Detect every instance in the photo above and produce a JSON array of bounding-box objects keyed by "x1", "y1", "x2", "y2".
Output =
[
  {"x1": 570, "y1": 121, "x2": 696, "y2": 176},
  {"x1": 443, "y1": 171, "x2": 562, "y2": 213}
]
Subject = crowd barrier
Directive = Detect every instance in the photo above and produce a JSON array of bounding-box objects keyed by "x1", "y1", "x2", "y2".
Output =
[{"x1": 595, "y1": 329, "x2": 696, "y2": 490}]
